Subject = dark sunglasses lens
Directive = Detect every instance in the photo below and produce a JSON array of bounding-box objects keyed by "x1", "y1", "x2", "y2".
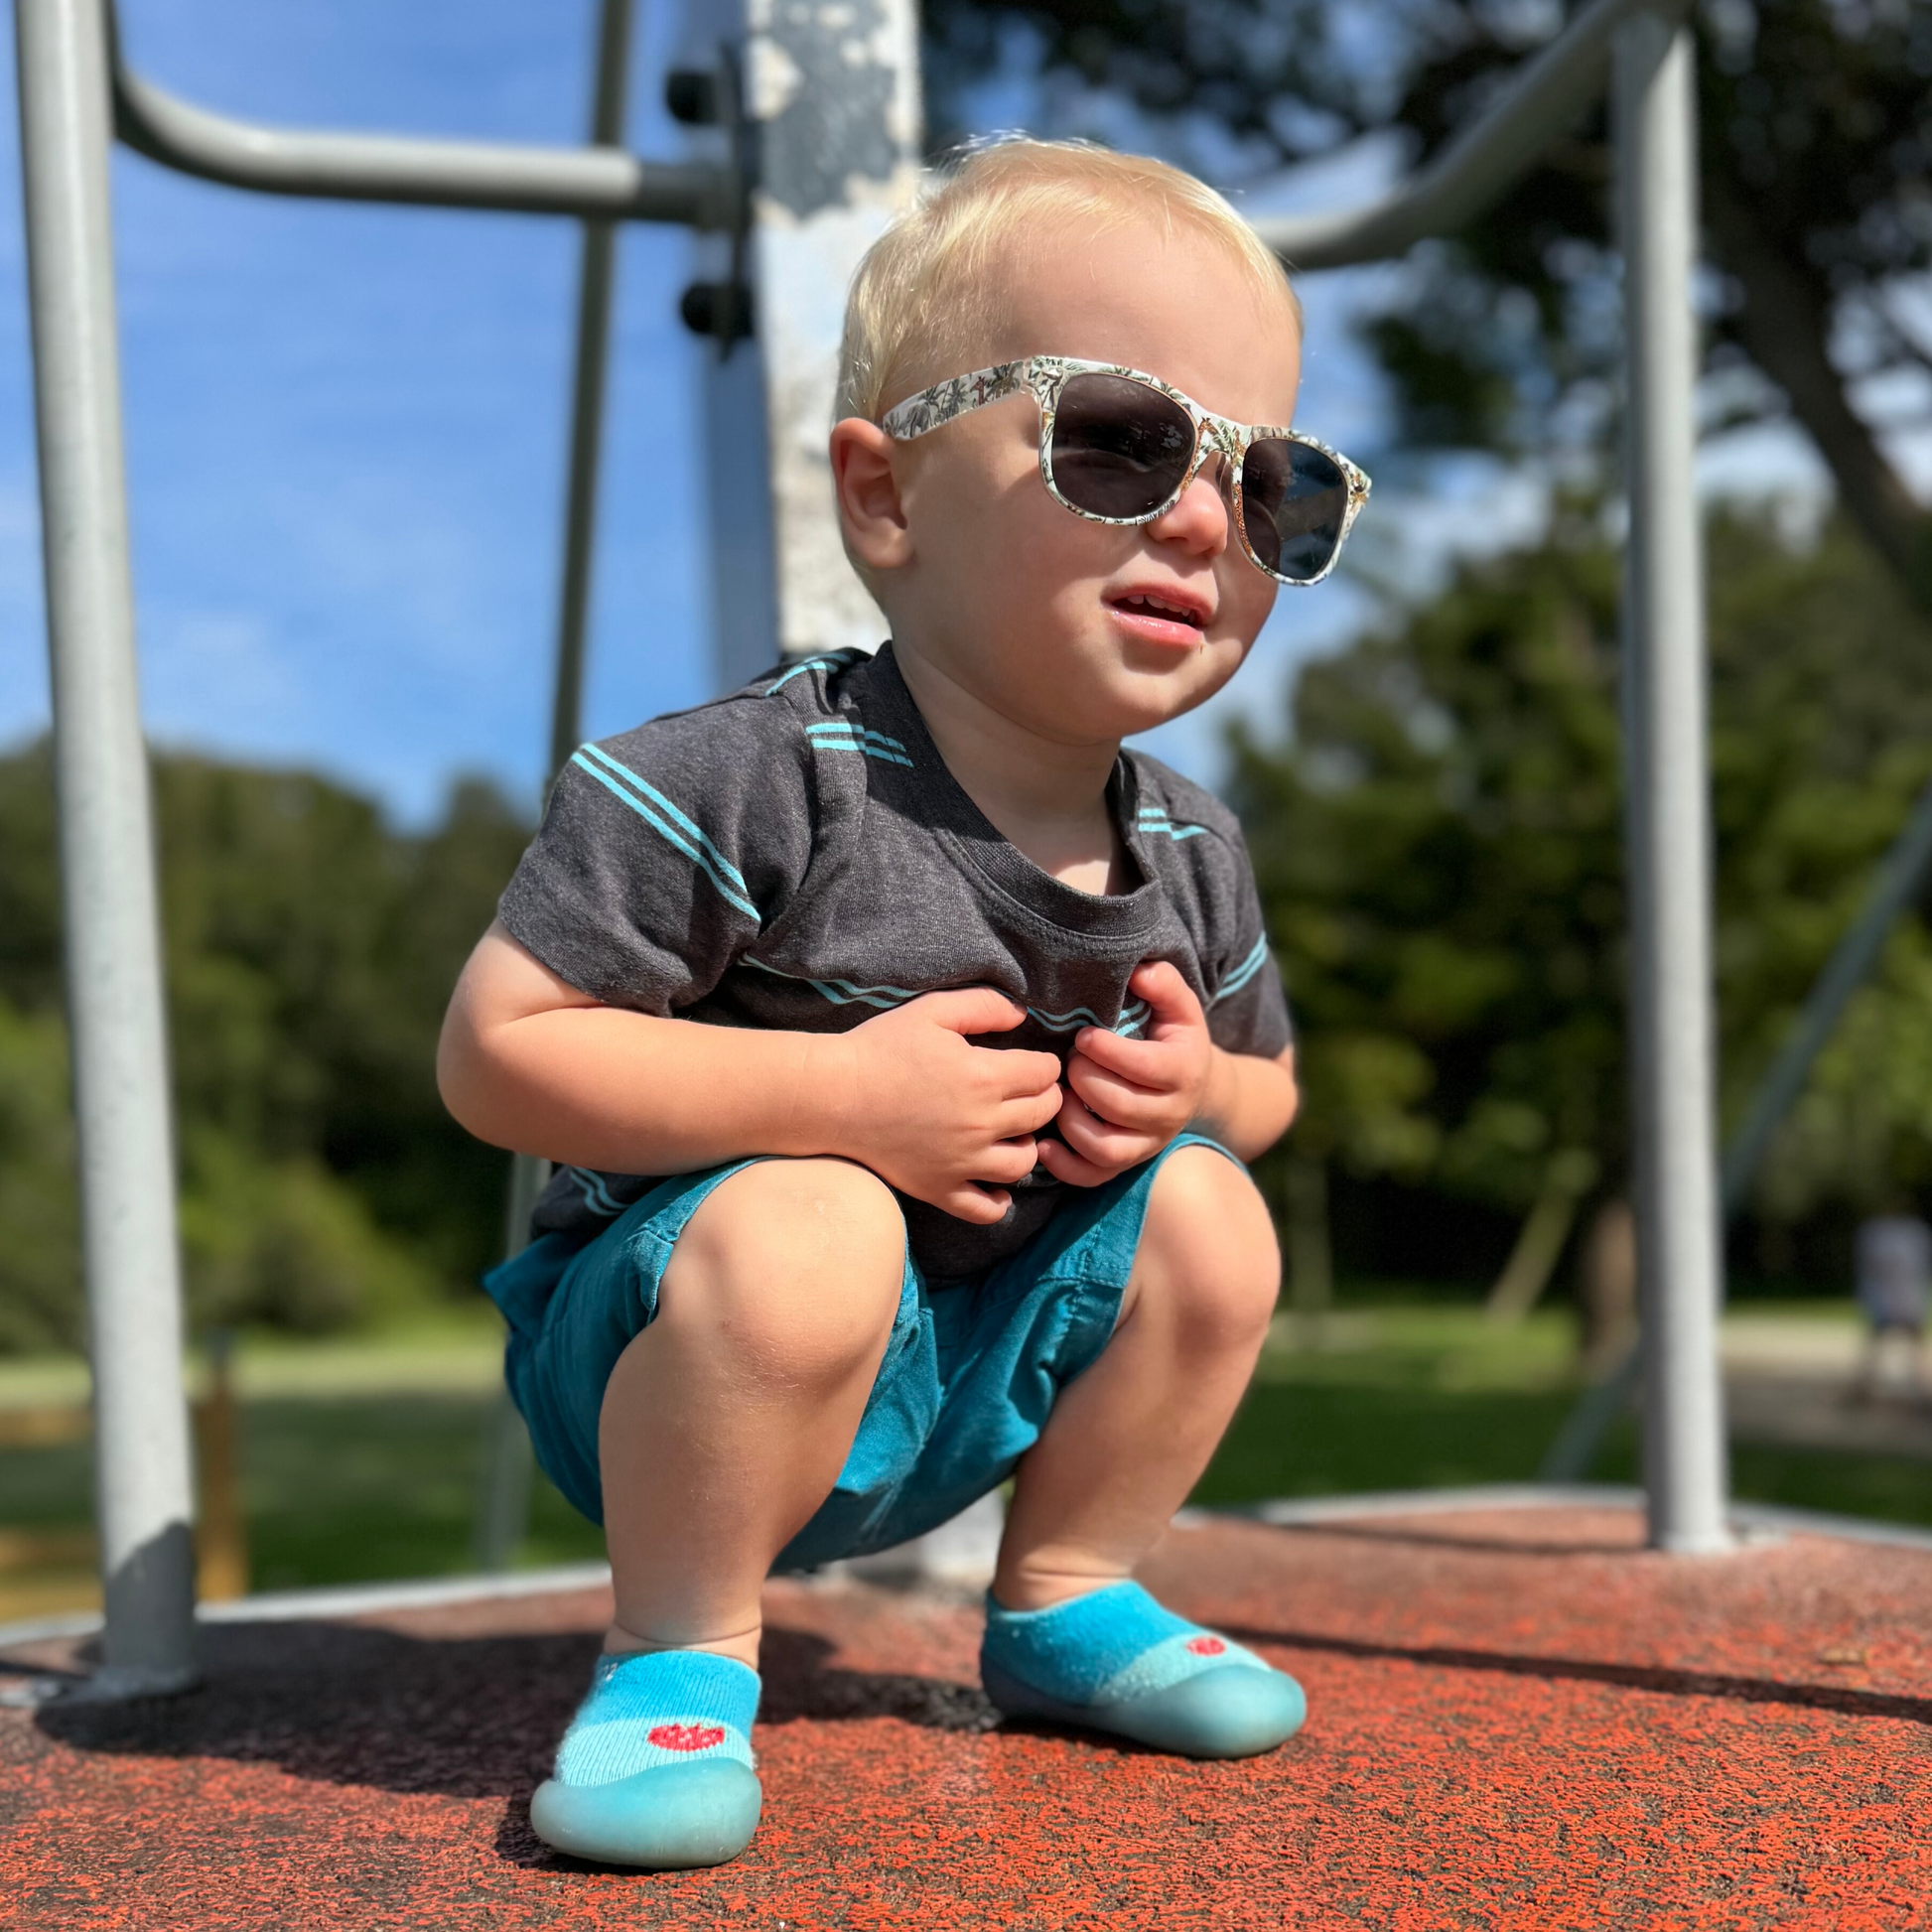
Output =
[
  {"x1": 1048, "y1": 374, "x2": 1195, "y2": 519},
  {"x1": 1240, "y1": 439, "x2": 1349, "y2": 581}
]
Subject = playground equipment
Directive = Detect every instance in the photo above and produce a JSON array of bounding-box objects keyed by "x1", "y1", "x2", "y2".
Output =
[
  {"x1": 1542, "y1": 768, "x2": 1932, "y2": 1478},
  {"x1": 22, "y1": 0, "x2": 1878, "y2": 1693}
]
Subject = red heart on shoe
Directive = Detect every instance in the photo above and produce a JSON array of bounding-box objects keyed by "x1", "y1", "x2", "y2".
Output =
[
  {"x1": 1185, "y1": 1636, "x2": 1226, "y2": 1656},
  {"x1": 647, "y1": 1723, "x2": 727, "y2": 1752}
]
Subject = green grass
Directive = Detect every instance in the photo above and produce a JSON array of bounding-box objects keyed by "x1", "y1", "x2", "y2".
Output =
[
  {"x1": 235, "y1": 1396, "x2": 605, "y2": 1590},
  {"x1": 1194, "y1": 1309, "x2": 1640, "y2": 1505},
  {"x1": 0, "y1": 1391, "x2": 605, "y2": 1601},
  {"x1": 0, "y1": 1303, "x2": 1925, "y2": 1614},
  {"x1": 1194, "y1": 1306, "x2": 1932, "y2": 1533},
  {"x1": 1726, "y1": 1444, "x2": 1932, "y2": 1530}
]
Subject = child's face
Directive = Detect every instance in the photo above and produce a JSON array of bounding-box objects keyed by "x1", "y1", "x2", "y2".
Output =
[{"x1": 862, "y1": 218, "x2": 1303, "y2": 747}]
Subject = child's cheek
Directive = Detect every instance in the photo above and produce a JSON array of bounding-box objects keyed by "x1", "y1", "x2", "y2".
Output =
[{"x1": 1223, "y1": 563, "x2": 1278, "y2": 646}]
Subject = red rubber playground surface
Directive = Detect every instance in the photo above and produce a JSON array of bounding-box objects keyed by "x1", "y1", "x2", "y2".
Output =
[{"x1": 2, "y1": 1501, "x2": 1930, "y2": 1930}]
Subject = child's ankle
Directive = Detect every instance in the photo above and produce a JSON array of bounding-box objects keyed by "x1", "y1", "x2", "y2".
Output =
[
  {"x1": 990, "y1": 1563, "x2": 1131, "y2": 1614},
  {"x1": 602, "y1": 1620, "x2": 762, "y2": 1672}
]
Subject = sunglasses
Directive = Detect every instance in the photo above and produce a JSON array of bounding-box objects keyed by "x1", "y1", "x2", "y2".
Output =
[{"x1": 880, "y1": 355, "x2": 1371, "y2": 588}]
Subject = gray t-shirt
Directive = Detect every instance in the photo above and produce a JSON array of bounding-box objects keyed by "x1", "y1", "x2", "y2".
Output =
[{"x1": 497, "y1": 642, "x2": 1291, "y2": 1279}]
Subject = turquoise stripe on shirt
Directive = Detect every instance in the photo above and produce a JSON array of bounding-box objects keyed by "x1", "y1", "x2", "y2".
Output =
[
  {"x1": 568, "y1": 750, "x2": 759, "y2": 921},
  {"x1": 1209, "y1": 934, "x2": 1271, "y2": 1007}
]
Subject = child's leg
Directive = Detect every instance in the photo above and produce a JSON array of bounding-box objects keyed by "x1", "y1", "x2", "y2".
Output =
[
  {"x1": 995, "y1": 1143, "x2": 1279, "y2": 1609},
  {"x1": 532, "y1": 1156, "x2": 905, "y2": 1867},
  {"x1": 598, "y1": 1155, "x2": 907, "y2": 1667},
  {"x1": 979, "y1": 1145, "x2": 1299, "y2": 1759}
]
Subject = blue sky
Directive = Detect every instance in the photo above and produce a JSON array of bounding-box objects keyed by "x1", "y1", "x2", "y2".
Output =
[
  {"x1": 0, "y1": 0, "x2": 724, "y2": 823},
  {"x1": 0, "y1": 3, "x2": 1822, "y2": 825}
]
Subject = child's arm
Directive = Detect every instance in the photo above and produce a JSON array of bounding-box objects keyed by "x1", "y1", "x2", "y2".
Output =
[
  {"x1": 1035, "y1": 959, "x2": 1298, "y2": 1186},
  {"x1": 1197, "y1": 1035, "x2": 1299, "y2": 1162},
  {"x1": 438, "y1": 921, "x2": 1066, "y2": 1226}
]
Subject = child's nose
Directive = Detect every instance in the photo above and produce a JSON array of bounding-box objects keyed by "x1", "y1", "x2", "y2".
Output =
[{"x1": 1146, "y1": 461, "x2": 1230, "y2": 559}]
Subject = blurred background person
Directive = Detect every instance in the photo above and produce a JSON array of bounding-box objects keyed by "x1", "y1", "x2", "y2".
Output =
[{"x1": 1852, "y1": 1213, "x2": 1932, "y2": 1407}]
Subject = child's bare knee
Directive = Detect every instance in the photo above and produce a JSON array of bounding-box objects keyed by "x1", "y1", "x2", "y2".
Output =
[
  {"x1": 664, "y1": 1157, "x2": 904, "y2": 1380},
  {"x1": 1135, "y1": 1148, "x2": 1281, "y2": 1350}
]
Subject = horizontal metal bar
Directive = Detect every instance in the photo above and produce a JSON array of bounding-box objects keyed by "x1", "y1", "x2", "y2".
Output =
[
  {"x1": 1254, "y1": 0, "x2": 1691, "y2": 270},
  {"x1": 107, "y1": 10, "x2": 738, "y2": 227},
  {"x1": 107, "y1": 0, "x2": 1670, "y2": 253}
]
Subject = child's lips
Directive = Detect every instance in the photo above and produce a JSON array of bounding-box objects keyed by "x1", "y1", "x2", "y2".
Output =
[{"x1": 1106, "y1": 590, "x2": 1211, "y2": 648}]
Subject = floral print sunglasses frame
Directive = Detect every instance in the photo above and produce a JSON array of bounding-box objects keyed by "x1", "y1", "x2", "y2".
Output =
[{"x1": 879, "y1": 354, "x2": 1372, "y2": 588}]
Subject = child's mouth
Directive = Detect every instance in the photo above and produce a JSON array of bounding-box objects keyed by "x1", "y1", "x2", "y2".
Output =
[{"x1": 1108, "y1": 591, "x2": 1209, "y2": 646}]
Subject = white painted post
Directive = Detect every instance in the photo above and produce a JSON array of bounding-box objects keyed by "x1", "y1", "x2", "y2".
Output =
[
  {"x1": 1614, "y1": 8, "x2": 1732, "y2": 1553},
  {"x1": 676, "y1": 0, "x2": 922, "y2": 687},
  {"x1": 15, "y1": 0, "x2": 199, "y2": 1689}
]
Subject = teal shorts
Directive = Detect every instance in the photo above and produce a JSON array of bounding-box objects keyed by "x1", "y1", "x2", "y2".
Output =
[{"x1": 483, "y1": 1133, "x2": 1237, "y2": 1573}]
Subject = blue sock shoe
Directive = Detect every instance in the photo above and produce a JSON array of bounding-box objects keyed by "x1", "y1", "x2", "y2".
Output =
[
  {"x1": 981, "y1": 1581, "x2": 1306, "y2": 1759},
  {"x1": 529, "y1": 1650, "x2": 762, "y2": 1868}
]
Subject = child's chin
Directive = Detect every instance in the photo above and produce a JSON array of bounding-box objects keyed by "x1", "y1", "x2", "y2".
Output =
[{"x1": 1111, "y1": 641, "x2": 1241, "y2": 709}]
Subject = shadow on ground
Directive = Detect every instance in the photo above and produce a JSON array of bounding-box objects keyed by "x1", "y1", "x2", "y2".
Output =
[
  {"x1": 23, "y1": 1613, "x2": 996, "y2": 1827},
  {"x1": 1216, "y1": 1621, "x2": 1932, "y2": 1726}
]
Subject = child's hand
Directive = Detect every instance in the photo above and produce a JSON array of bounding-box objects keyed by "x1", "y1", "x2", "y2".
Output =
[
  {"x1": 1036, "y1": 961, "x2": 1217, "y2": 1187},
  {"x1": 824, "y1": 988, "x2": 1065, "y2": 1224}
]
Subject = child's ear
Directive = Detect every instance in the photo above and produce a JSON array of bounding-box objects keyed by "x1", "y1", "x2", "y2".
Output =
[{"x1": 829, "y1": 418, "x2": 914, "y2": 573}]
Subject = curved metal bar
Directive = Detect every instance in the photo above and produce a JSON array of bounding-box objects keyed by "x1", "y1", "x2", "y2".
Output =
[
  {"x1": 1718, "y1": 770, "x2": 1932, "y2": 1214},
  {"x1": 1254, "y1": 0, "x2": 1692, "y2": 270},
  {"x1": 107, "y1": 10, "x2": 739, "y2": 228}
]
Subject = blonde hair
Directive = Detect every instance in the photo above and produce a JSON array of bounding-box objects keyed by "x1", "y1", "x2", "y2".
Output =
[{"x1": 836, "y1": 137, "x2": 1301, "y2": 425}]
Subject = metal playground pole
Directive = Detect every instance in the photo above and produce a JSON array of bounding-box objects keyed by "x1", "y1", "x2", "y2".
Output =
[
  {"x1": 473, "y1": 0, "x2": 639, "y2": 1577},
  {"x1": 1256, "y1": 0, "x2": 1727, "y2": 1549},
  {"x1": 13, "y1": 0, "x2": 199, "y2": 1689},
  {"x1": 1614, "y1": 8, "x2": 1731, "y2": 1553}
]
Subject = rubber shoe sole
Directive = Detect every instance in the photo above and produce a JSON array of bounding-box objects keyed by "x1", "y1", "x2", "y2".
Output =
[
  {"x1": 530, "y1": 1758, "x2": 761, "y2": 1868},
  {"x1": 981, "y1": 1654, "x2": 1306, "y2": 1759}
]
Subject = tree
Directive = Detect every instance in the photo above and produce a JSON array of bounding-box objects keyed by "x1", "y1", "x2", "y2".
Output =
[
  {"x1": 0, "y1": 997, "x2": 81, "y2": 1352},
  {"x1": 924, "y1": 0, "x2": 1932, "y2": 615},
  {"x1": 1230, "y1": 505, "x2": 1932, "y2": 1288},
  {"x1": 0, "y1": 743, "x2": 531, "y2": 1348},
  {"x1": 1230, "y1": 499, "x2": 1626, "y2": 1296}
]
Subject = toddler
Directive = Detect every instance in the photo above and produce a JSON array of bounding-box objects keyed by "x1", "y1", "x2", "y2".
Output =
[{"x1": 439, "y1": 137, "x2": 1369, "y2": 1869}]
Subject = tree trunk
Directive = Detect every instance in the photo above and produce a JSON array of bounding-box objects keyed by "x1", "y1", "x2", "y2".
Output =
[
  {"x1": 1578, "y1": 1196, "x2": 1638, "y2": 1375},
  {"x1": 1484, "y1": 1179, "x2": 1585, "y2": 1323},
  {"x1": 193, "y1": 1327, "x2": 248, "y2": 1602},
  {"x1": 1706, "y1": 173, "x2": 1932, "y2": 618}
]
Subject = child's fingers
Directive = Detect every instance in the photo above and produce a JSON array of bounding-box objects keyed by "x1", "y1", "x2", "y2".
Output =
[
  {"x1": 1056, "y1": 1089, "x2": 1162, "y2": 1171},
  {"x1": 1034, "y1": 1135, "x2": 1120, "y2": 1188},
  {"x1": 995, "y1": 1088, "x2": 1063, "y2": 1139},
  {"x1": 915, "y1": 986, "x2": 1030, "y2": 1037},
  {"x1": 1065, "y1": 1052, "x2": 1171, "y2": 1130},
  {"x1": 1128, "y1": 958, "x2": 1205, "y2": 1030},
  {"x1": 984, "y1": 1046, "x2": 1066, "y2": 1096},
  {"x1": 938, "y1": 1181, "x2": 1012, "y2": 1223},
  {"x1": 974, "y1": 1136, "x2": 1042, "y2": 1186},
  {"x1": 1072, "y1": 1025, "x2": 1178, "y2": 1083}
]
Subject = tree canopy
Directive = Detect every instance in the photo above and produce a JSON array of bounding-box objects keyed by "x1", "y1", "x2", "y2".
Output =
[
  {"x1": 925, "y1": 0, "x2": 1932, "y2": 614},
  {"x1": 0, "y1": 746, "x2": 527, "y2": 1351},
  {"x1": 1231, "y1": 505, "x2": 1932, "y2": 1285}
]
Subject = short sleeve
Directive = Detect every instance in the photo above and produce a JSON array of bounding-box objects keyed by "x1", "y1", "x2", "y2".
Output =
[
  {"x1": 496, "y1": 698, "x2": 815, "y2": 1014},
  {"x1": 1203, "y1": 858, "x2": 1293, "y2": 1059},
  {"x1": 1164, "y1": 780, "x2": 1292, "y2": 1059}
]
